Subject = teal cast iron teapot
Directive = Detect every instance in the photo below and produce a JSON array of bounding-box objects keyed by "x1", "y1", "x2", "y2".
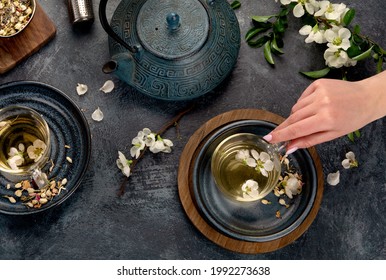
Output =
[{"x1": 99, "y1": 0, "x2": 240, "y2": 100}]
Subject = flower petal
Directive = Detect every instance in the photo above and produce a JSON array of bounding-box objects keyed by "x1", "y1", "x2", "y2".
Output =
[
  {"x1": 263, "y1": 160, "x2": 274, "y2": 171},
  {"x1": 342, "y1": 158, "x2": 350, "y2": 169},
  {"x1": 327, "y1": 171, "x2": 340, "y2": 186},
  {"x1": 259, "y1": 152, "x2": 270, "y2": 162},
  {"x1": 246, "y1": 158, "x2": 257, "y2": 167},
  {"x1": 346, "y1": 151, "x2": 355, "y2": 160},
  {"x1": 293, "y1": 3, "x2": 305, "y2": 18},
  {"x1": 99, "y1": 80, "x2": 115, "y2": 93},
  {"x1": 91, "y1": 107, "x2": 104, "y2": 122},
  {"x1": 76, "y1": 83, "x2": 88, "y2": 95},
  {"x1": 299, "y1": 25, "x2": 312, "y2": 36}
]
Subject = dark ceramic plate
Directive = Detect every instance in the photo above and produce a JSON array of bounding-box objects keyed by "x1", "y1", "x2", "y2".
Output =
[
  {"x1": 192, "y1": 120, "x2": 317, "y2": 242},
  {"x1": 0, "y1": 81, "x2": 91, "y2": 215}
]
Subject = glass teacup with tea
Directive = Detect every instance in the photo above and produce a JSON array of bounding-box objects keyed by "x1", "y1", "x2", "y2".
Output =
[
  {"x1": 0, "y1": 105, "x2": 51, "y2": 186},
  {"x1": 211, "y1": 133, "x2": 282, "y2": 202}
]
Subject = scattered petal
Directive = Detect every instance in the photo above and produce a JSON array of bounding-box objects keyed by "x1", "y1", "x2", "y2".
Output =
[
  {"x1": 261, "y1": 199, "x2": 271, "y2": 205},
  {"x1": 66, "y1": 157, "x2": 73, "y2": 163},
  {"x1": 76, "y1": 83, "x2": 88, "y2": 95},
  {"x1": 99, "y1": 80, "x2": 115, "y2": 93},
  {"x1": 327, "y1": 171, "x2": 340, "y2": 186},
  {"x1": 92, "y1": 107, "x2": 104, "y2": 122}
]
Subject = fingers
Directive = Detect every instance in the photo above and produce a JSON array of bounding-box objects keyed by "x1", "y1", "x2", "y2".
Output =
[{"x1": 286, "y1": 130, "x2": 342, "y2": 149}]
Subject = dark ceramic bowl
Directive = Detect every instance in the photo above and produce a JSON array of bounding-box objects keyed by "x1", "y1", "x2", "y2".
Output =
[
  {"x1": 192, "y1": 120, "x2": 318, "y2": 242},
  {"x1": 0, "y1": 81, "x2": 91, "y2": 215}
]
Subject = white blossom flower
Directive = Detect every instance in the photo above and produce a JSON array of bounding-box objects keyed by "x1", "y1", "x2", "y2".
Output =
[
  {"x1": 130, "y1": 136, "x2": 145, "y2": 159},
  {"x1": 325, "y1": 26, "x2": 351, "y2": 51},
  {"x1": 315, "y1": 1, "x2": 347, "y2": 22},
  {"x1": 7, "y1": 147, "x2": 25, "y2": 170},
  {"x1": 327, "y1": 170, "x2": 340, "y2": 186},
  {"x1": 291, "y1": 0, "x2": 319, "y2": 18},
  {"x1": 284, "y1": 176, "x2": 301, "y2": 199},
  {"x1": 235, "y1": 149, "x2": 250, "y2": 163},
  {"x1": 116, "y1": 151, "x2": 132, "y2": 177},
  {"x1": 251, "y1": 150, "x2": 274, "y2": 177},
  {"x1": 342, "y1": 151, "x2": 358, "y2": 169},
  {"x1": 324, "y1": 47, "x2": 350, "y2": 68},
  {"x1": 149, "y1": 135, "x2": 173, "y2": 154},
  {"x1": 26, "y1": 139, "x2": 47, "y2": 162},
  {"x1": 299, "y1": 24, "x2": 327, "y2": 44},
  {"x1": 241, "y1": 179, "x2": 260, "y2": 199}
]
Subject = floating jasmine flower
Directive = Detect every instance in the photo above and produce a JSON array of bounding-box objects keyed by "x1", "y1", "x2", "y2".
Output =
[
  {"x1": 99, "y1": 80, "x2": 115, "y2": 93},
  {"x1": 91, "y1": 107, "x2": 104, "y2": 122},
  {"x1": 116, "y1": 151, "x2": 132, "y2": 177},
  {"x1": 325, "y1": 26, "x2": 351, "y2": 51},
  {"x1": 26, "y1": 139, "x2": 47, "y2": 162},
  {"x1": 7, "y1": 147, "x2": 24, "y2": 170},
  {"x1": 342, "y1": 151, "x2": 358, "y2": 169},
  {"x1": 251, "y1": 150, "x2": 274, "y2": 177},
  {"x1": 76, "y1": 83, "x2": 88, "y2": 95},
  {"x1": 241, "y1": 179, "x2": 260, "y2": 199},
  {"x1": 235, "y1": 149, "x2": 250, "y2": 163},
  {"x1": 327, "y1": 170, "x2": 340, "y2": 186}
]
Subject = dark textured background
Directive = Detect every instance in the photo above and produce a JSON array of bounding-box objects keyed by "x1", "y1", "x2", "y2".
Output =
[{"x1": 0, "y1": 0, "x2": 385, "y2": 259}]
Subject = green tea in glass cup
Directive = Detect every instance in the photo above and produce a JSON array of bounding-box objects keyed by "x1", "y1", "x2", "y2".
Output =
[
  {"x1": 0, "y1": 105, "x2": 51, "y2": 185},
  {"x1": 211, "y1": 133, "x2": 281, "y2": 202}
]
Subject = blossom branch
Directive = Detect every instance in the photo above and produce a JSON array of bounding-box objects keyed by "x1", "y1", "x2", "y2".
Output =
[{"x1": 117, "y1": 105, "x2": 194, "y2": 197}]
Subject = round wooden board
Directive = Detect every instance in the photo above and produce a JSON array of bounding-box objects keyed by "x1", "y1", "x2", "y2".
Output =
[{"x1": 178, "y1": 109, "x2": 324, "y2": 254}]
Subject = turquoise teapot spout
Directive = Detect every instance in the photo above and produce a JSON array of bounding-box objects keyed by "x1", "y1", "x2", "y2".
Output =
[{"x1": 99, "y1": 0, "x2": 241, "y2": 100}]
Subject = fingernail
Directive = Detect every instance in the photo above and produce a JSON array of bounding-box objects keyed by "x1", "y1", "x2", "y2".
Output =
[
  {"x1": 286, "y1": 147, "x2": 298, "y2": 155},
  {"x1": 263, "y1": 134, "x2": 272, "y2": 142}
]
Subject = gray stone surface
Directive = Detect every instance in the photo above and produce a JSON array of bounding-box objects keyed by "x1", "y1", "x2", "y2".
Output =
[{"x1": 0, "y1": 0, "x2": 385, "y2": 259}]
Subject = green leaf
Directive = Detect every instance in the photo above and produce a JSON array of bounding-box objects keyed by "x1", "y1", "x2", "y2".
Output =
[
  {"x1": 352, "y1": 46, "x2": 374, "y2": 61},
  {"x1": 271, "y1": 36, "x2": 284, "y2": 54},
  {"x1": 245, "y1": 27, "x2": 270, "y2": 42},
  {"x1": 347, "y1": 132, "x2": 355, "y2": 142},
  {"x1": 376, "y1": 56, "x2": 384, "y2": 73},
  {"x1": 278, "y1": 7, "x2": 289, "y2": 17},
  {"x1": 247, "y1": 35, "x2": 270, "y2": 48},
  {"x1": 354, "y1": 130, "x2": 361, "y2": 138},
  {"x1": 230, "y1": 0, "x2": 241, "y2": 10},
  {"x1": 343, "y1": 9, "x2": 356, "y2": 26},
  {"x1": 300, "y1": 67, "x2": 331, "y2": 79},
  {"x1": 263, "y1": 41, "x2": 275, "y2": 65},
  {"x1": 252, "y1": 15, "x2": 276, "y2": 23},
  {"x1": 347, "y1": 44, "x2": 362, "y2": 58},
  {"x1": 353, "y1": 24, "x2": 360, "y2": 34}
]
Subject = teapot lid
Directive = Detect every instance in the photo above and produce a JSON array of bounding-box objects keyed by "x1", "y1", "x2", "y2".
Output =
[
  {"x1": 136, "y1": 0, "x2": 209, "y2": 60},
  {"x1": 105, "y1": 0, "x2": 241, "y2": 100}
]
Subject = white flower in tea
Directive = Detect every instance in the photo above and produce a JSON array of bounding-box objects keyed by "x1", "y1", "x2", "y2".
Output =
[
  {"x1": 116, "y1": 151, "x2": 132, "y2": 177},
  {"x1": 235, "y1": 149, "x2": 250, "y2": 163},
  {"x1": 327, "y1": 170, "x2": 340, "y2": 186},
  {"x1": 7, "y1": 146, "x2": 25, "y2": 170},
  {"x1": 250, "y1": 149, "x2": 274, "y2": 177},
  {"x1": 342, "y1": 151, "x2": 358, "y2": 169},
  {"x1": 26, "y1": 139, "x2": 47, "y2": 162},
  {"x1": 241, "y1": 179, "x2": 260, "y2": 199}
]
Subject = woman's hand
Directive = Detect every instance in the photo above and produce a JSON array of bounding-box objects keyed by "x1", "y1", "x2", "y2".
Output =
[{"x1": 264, "y1": 71, "x2": 386, "y2": 153}]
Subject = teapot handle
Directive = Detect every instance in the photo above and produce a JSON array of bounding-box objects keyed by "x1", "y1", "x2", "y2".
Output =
[{"x1": 99, "y1": 0, "x2": 138, "y2": 53}]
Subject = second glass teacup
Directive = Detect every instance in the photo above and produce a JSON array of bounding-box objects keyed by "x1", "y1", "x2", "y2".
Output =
[
  {"x1": 0, "y1": 105, "x2": 51, "y2": 185},
  {"x1": 211, "y1": 133, "x2": 282, "y2": 202}
]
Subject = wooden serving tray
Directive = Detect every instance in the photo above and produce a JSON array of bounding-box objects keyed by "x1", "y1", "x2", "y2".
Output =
[
  {"x1": 0, "y1": 2, "x2": 56, "y2": 74},
  {"x1": 178, "y1": 109, "x2": 324, "y2": 254}
]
